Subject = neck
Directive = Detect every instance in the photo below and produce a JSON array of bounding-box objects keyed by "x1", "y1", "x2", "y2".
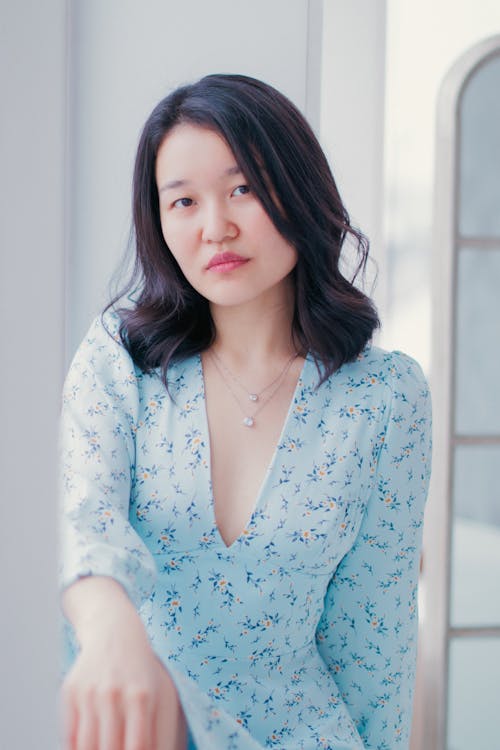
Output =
[{"x1": 209, "y1": 281, "x2": 298, "y2": 367}]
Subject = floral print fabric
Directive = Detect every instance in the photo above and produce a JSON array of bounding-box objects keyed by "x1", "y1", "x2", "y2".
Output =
[{"x1": 60, "y1": 311, "x2": 432, "y2": 749}]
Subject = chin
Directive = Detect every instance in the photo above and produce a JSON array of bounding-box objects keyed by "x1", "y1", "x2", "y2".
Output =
[
  {"x1": 202, "y1": 286, "x2": 268, "y2": 308},
  {"x1": 205, "y1": 294, "x2": 258, "y2": 308}
]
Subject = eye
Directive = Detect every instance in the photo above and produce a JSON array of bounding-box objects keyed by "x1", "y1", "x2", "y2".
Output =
[
  {"x1": 172, "y1": 197, "x2": 193, "y2": 209},
  {"x1": 231, "y1": 184, "x2": 251, "y2": 197}
]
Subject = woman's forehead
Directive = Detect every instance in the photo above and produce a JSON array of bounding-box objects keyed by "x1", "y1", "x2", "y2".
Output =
[{"x1": 155, "y1": 124, "x2": 244, "y2": 187}]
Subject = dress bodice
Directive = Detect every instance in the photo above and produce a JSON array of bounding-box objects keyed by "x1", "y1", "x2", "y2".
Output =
[{"x1": 60, "y1": 312, "x2": 432, "y2": 749}]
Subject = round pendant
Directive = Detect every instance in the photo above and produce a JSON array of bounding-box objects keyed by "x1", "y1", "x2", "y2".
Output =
[
  {"x1": 249, "y1": 393, "x2": 259, "y2": 402},
  {"x1": 243, "y1": 416, "x2": 255, "y2": 427}
]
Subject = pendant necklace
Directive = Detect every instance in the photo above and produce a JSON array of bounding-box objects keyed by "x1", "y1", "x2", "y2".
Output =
[{"x1": 209, "y1": 349, "x2": 299, "y2": 427}]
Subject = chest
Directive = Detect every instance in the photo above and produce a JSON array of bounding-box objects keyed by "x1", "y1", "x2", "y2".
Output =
[
  {"x1": 131, "y1": 354, "x2": 383, "y2": 564},
  {"x1": 201, "y1": 353, "x2": 305, "y2": 548}
]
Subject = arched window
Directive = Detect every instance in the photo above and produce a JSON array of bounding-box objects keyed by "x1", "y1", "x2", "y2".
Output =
[{"x1": 419, "y1": 34, "x2": 500, "y2": 750}]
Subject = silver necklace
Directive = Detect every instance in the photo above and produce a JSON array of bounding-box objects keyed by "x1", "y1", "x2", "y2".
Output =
[
  {"x1": 209, "y1": 350, "x2": 299, "y2": 427},
  {"x1": 210, "y1": 348, "x2": 297, "y2": 403}
]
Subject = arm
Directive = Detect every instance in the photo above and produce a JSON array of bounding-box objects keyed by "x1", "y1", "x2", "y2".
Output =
[
  {"x1": 315, "y1": 351, "x2": 432, "y2": 749},
  {"x1": 59, "y1": 312, "x2": 157, "y2": 612},
  {"x1": 61, "y1": 575, "x2": 148, "y2": 649},
  {"x1": 60, "y1": 576, "x2": 186, "y2": 750},
  {"x1": 59, "y1": 314, "x2": 186, "y2": 749}
]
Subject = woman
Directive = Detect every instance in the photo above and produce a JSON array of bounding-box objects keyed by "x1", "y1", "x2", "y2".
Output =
[{"x1": 60, "y1": 74, "x2": 432, "y2": 750}]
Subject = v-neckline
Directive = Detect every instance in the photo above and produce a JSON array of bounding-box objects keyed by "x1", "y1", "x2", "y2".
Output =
[{"x1": 197, "y1": 351, "x2": 310, "y2": 551}]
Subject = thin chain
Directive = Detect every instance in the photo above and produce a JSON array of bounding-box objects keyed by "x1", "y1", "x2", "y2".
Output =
[
  {"x1": 209, "y1": 350, "x2": 298, "y2": 427},
  {"x1": 210, "y1": 348, "x2": 297, "y2": 401}
]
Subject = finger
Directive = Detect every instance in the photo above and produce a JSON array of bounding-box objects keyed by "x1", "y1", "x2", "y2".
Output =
[
  {"x1": 154, "y1": 686, "x2": 187, "y2": 750},
  {"x1": 76, "y1": 691, "x2": 99, "y2": 750},
  {"x1": 98, "y1": 689, "x2": 124, "y2": 750},
  {"x1": 124, "y1": 691, "x2": 153, "y2": 750},
  {"x1": 59, "y1": 687, "x2": 78, "y2": 750},
  {"x1": 153, "y1": 702, "x2": 170, "y2": 750}
]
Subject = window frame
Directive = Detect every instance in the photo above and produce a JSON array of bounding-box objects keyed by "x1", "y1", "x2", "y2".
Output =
[{"x1": 416, "y1": 33, "x2": 500, "y2": 750}]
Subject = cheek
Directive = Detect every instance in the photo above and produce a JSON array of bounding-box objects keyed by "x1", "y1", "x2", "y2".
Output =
[
  {"x1": 160, "y1": 216, "x2": 177, "y2": 249},
  {"x1": 272, "y1": 238, "x2": 298, "y2": 272},
  {"x1": 251, "y1": 213, "x2": 297, "y2": 265},
  {"x1": 160, "y1": 221, "x2": 194, "y2": 266}
]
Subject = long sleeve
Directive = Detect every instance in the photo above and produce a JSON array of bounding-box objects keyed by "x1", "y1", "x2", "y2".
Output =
[
  {"x1": 315, "y1": 351, "x2": 432, "y2": 749},
  {"x1": 59, "y1": 312, "x2": 157, "y2": 613}
]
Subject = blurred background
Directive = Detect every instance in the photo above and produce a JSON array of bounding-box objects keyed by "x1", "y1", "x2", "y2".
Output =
[{"x1": 1, "y1": 1, "x2": 499, "y2": 747}]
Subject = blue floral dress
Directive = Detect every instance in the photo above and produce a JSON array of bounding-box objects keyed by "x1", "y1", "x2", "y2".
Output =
[{"x1": 59, "y1": 311, "x2": 432, "y2": 750}]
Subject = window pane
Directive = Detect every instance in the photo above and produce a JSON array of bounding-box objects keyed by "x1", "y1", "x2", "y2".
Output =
[
  {"x1": 454, "y1": 248, "x2": 500, "y2": 435},
  {"x1": 459, "y1": 53, "x2": 500, "y2": 237},
  {"x1": 450, "y1": 445, "x2": 500, "y2": 627},
  {"x1": 447, "y1": 638, "x2": 500, "y2": 750}
]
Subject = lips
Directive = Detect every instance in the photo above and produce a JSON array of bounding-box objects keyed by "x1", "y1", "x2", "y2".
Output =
[{"x1": 206, "y1": 251, "x2": 248, "y2": 270}]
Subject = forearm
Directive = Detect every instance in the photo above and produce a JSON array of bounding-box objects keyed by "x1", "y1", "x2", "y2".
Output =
[
  {"x1": 61, "y1": 575, "x2": 149, "y2": 649},
  {"x1": 60, "y1": 575, "x2": 187, "y2": 750}
]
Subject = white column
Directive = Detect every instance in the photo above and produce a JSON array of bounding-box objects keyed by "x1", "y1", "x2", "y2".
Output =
[
  {"x1": 320, "y1": 0, "x2": 388, "y2": 329},
  {"x1": 0, "y1": 2, "x2": 65, "y2": 748}
]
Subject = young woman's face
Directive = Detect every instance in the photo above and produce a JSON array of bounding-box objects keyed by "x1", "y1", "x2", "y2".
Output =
[{"x1": 155, "y1": 123, "x2": 298, "y2": 309}]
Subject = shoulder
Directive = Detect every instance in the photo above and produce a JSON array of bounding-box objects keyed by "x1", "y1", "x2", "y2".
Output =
[
  {"x1": 358, "y1": 347, "x2": 432, "y2": 460},
  {"x1": 74, "y1": 308, "x2": 125, "y2": 356},
  {"x1": 338, "y1": 344, "x2": 430, "y2": 403},
  {"x1": 67, "y1": 309, "x2": 132, "y2": 369},
  {"x1": 63, "y1": 309, "x2": 141, "y2": 404},
  {"x1": 324, "y1": 345, "x2": 431, "y2": 441}
]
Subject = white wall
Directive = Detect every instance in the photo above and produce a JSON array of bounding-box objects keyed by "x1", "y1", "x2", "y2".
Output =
[{"x1": 0, "y1": 2, "x2": 65, "y2": 748}]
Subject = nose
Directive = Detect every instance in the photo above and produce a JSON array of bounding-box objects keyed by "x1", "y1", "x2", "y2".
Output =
[{"x1": 201, "y1": 201, "x2": 238, "y2": 243}]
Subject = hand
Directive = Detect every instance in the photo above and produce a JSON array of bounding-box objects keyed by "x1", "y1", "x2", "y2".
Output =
[
  {"x1": 60, "y1": 577, "x2": 187, "y2": 750},
  {"x1": 60, "y1": 633, "x2": 187, "y2": 750}
]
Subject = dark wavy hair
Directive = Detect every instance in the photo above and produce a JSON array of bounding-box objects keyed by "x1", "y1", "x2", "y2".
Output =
[{"x1": 106, "y1": 73, "x2": 380, "y2": 388}]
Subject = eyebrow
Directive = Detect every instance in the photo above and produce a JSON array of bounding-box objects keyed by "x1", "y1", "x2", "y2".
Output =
[{"x1": 158, "y1": 165, "x2": 243, "y2": 193}]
